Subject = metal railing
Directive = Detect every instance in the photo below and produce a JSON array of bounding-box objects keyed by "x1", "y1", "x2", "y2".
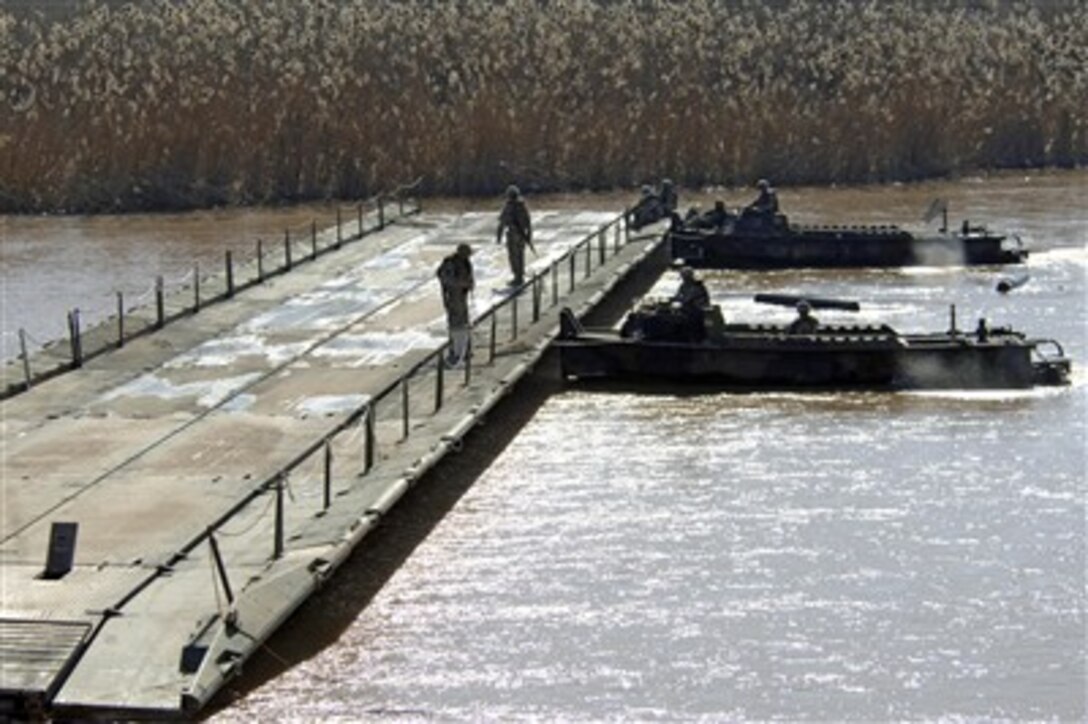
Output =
[
  {"x1": 3, "y1": 184, "x2": 422, "y2": 400},
  {"x1": 189, "y1": 210, "x2": 631, "y2": 605}
]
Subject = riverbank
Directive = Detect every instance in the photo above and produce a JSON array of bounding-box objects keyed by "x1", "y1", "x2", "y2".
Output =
[{"x1": 2, "y1": 1, "x2": 1085, "y2": 213}]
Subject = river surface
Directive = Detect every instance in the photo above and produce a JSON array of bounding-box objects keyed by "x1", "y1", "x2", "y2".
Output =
[{"x1": 3, "y1": 172, "x2": 1086, "y2": 720}]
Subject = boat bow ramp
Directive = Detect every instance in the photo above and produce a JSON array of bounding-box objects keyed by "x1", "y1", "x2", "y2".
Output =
[{"x1": 0, "y1": 208, "x2": 661, "y2": 717}]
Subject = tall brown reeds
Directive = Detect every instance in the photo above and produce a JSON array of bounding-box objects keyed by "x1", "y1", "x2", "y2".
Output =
[{"x1": 1, "y1": 0, "x2": 1085, "y2": 213}]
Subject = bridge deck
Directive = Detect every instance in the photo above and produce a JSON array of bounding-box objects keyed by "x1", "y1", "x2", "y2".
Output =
[{"x1": 0, "y1": 208, "x2": 660, "y2": 715}]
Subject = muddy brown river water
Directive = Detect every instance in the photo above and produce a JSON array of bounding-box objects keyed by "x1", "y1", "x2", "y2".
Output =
[{"x1": 2, "y1": 171, "x2": 1085, "y2": 720}]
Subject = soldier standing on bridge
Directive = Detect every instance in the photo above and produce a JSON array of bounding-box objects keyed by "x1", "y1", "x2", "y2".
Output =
[
  {"x1": 437, "y1": 243, "x2": 475, "y2": 366},
  {"x1": 496, "y1": 184, "x2": 534, "y2": 287}
]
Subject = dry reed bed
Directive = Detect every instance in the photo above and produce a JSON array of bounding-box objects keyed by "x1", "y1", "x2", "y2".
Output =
[{"x1": 1, "y1": 0, "x2": 1086, "y2": 213}]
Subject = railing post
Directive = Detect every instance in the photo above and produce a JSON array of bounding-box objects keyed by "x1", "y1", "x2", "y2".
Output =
[
  {"x1": 569, "y1": 254, "x2": 576, "y2": 293},
  {"x1": 68, "y1": 309, "x2": 82, "y2": 368},
  {"x1": 364, "y1": 405, "x2": 375, "y2": 473},
  {"x1": 400, "y1": 378, "x2": 410, "y2": 440},
  {"x1": 463, "y1": 339, "x2": 472, "y2": 386},
  {"x1": 434, "y1": 353, "x2": 444, "y2": 412},
  {"x1": 284, "y1": 229, "x2": 293, "y2": 270},
  {"x1": 225, "y1": 250, "x2": 234, "y2": 298},
  {"x1": 323, "y1": 442, "x2": 332, "y2": 511},
  {"x1": 207, "y1": 530, "x2": 234, "y2": 605},
  {"x1": 532, "y1": 277, "x2": 541, "y2": 323},
  {"x1": 398, "y1": 195, "x2": 405, "y2": 216},
  {"x1": 598, "y1": 228, "x2": 606, "y2": 264},
  {"x1": 257, "y1": 239, "x2": 264, "y2": 282},
  {"x1": 116, "y1": 291, "x2": 124, "y2": 347},
  {"x1": 510, "y1": 293, "x2": 519, "y2": 340},
  {"x1": 551, "y1": 264, "x2": 559, "y2": 307},
  {"x1": 18, "y1": 328, "x2": 31, "y2": 389},
  {"x1": 193, "y1": 263, "x2": 201, "y2": 312},
  {"x1": 489, "y1": 314, "x2": 497, "y2": 363},
  {"x1": 336, "y1": 208, "x2": 343, "y2": 245},
  {"x1": 73, "y1": 309, "x2": 83, "y2": 365},
  {"x1": 273, "y1": 476, "x2": 284, "y2": 559},
  {"x1": 357, "y1": 204, "x2": 363, "y2": 236},
  {"x1": 585, "y1": 239, "x2": 592, "y2": 278},
  {"x1": 155, "y1": 276, "x2": 165, "y2": 328},
  {"x1": 614, "y1": 222, "x2": 621, "y2": 253}
]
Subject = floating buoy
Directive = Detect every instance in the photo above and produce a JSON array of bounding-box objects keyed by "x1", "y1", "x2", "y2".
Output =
[{"x1": 996, "y1": 273, "x2": 1030, "y2": 294}]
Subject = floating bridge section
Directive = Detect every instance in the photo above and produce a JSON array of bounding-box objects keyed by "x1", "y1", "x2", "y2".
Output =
[{"x1": 0, "y1": 204, "x2": 662, "y2": 717}]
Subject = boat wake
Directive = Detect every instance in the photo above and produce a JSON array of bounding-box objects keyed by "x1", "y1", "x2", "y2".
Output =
[
  {"x1": 1030, "y1": 246, "x2": 1088, "y2": 267},
  {"x1": 902, "y1": 384, "x2": 1076, "y2": 402}
]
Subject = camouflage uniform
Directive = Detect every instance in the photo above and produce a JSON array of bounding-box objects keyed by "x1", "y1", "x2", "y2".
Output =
[
  {"x1": 497, "y1": 185, "x2": 533, "y2": 286},
  {"x1": 701, "y1": 200, "x2": 731, "y2": 229},
  {"x1": 673, "y1": 268, "x2": 710, "y2": 311},
  {"x1": 628, "y1": 184, "x2": 665, "y2": 230},
  {"x1": 437, "y1": 245, "x2": 474, "y2": 329},
  {"x1": 787, "y1": 301, "x2": 819, "y2": 334},
  {"x1": 672, "y1": 266, "x2": 710, "y2": 341},
  {"x1": 747, "y1": 179, "x2": 779, "y2": 216},
  {"x1": 660, "y1": 179, "x2": 678, "y2": 214}
]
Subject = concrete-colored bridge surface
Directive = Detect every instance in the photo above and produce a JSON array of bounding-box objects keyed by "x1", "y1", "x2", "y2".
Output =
[{"x1": 0, "y1": 207, "x2": 660, "y2": 716}]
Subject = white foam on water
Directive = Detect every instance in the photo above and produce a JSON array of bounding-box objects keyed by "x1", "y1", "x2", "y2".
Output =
[
  {"x1": 903, "y1": 385, "x2": 1073, "y2": 402},
  {"x1": 1031, "y1": 246, "x2": 1088, "y2": 267}
]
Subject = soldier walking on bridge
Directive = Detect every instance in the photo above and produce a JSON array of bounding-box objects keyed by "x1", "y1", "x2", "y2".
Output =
[
  {"x1": 437, "y1": 243, "x2": 475, "y2": 366},
  {"x1": 496, "y1": 184, "x2": 534, "y2": 287}
]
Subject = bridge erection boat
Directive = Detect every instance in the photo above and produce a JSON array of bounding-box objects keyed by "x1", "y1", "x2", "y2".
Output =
[
  {"x1": 664, "y1": 204, "x2": 1027, "y2": 270},
  {"x1": 556, "y1": 298, "x2": 1070, "y2": 391}
]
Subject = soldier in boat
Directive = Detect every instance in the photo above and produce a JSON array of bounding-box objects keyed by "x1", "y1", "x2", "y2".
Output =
[
  {"x1": 745, "y1": 178, "x2": 779, "y2": 217},
  {"x1": 673, "y1": 265, "x2": 710, "y2": 309},
  {"x1": 701, "y1": 200, "x2": 732, "y2": 229},
  {"x1": 659, "y1": 178, "x2": 678, "y2": 214},
  {"x1": 786, "y1": 299, "x2": 819, "y2": 334},
  {"x1": 629, "y1": 179, "x2": 679, "y2": 230},
  {"x1": 672, "y1": 265, "x2": 711, "y2": 341},
  {"x1": 735, "y1": 178, "x2": 782, "y2": 232},
  {"x1": 629, "y1": 184, "x2": 665, "y2": 229}
]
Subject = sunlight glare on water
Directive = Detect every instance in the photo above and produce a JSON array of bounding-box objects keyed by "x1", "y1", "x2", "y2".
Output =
[
  {"x1": 219, "y1": 386, "x2": 1084, "y2": 721},
  {"x1": 2, "y1": 171, "x2": 1083, "y2": 720},
  {"x1": 217, "y1": 172, "x2": 1085, "y2": 721}
]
